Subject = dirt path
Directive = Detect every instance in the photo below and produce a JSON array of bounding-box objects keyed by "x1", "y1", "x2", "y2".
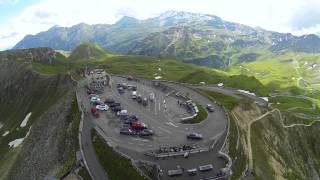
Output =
[{"x1": 232, "y1": 107, "x2": 320, "y2": 172}]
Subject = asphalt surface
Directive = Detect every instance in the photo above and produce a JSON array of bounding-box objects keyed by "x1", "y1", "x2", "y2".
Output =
[
  {"x1": 77, "y1": 74, "x2": 268, "y2": 180},
  {"x1": 94, "y1": 76, "x2": 228, "y2": 152},
  {"x1": 77, "y1": 79, "x2": 109, "y2": 180}
]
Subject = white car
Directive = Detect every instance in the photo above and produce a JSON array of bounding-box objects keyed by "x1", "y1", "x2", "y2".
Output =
[
  {"x1": 96, "y1": 104, "x2": 109, "y2": 111},
  {"x1": 90, "y1": 97, "x2": 101, "y2": 102}
]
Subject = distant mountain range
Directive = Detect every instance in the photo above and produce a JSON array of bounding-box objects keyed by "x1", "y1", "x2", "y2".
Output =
[{"x1": 13, "y1": 11, "x2": 320, "y2": 67}]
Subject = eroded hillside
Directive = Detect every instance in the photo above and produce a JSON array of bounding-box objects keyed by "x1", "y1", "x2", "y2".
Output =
[{"x1": 0, "y1": 62, "x2": 80, "y2": 180}]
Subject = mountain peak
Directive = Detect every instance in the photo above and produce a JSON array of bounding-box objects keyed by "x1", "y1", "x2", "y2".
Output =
[{"x1": 115, "y1": 16, "x2": 138, "y2": 25}]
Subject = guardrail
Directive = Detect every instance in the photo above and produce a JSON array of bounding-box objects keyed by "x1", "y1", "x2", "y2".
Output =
[{"x1": 145, "y1": 147, "x2": 209, "y2": 158}]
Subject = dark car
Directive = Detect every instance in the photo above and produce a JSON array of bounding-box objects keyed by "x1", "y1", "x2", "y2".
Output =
[
  {"x1": 142, "y1": 97, "x2": 148, "y2": 106},
  {"x1": 104, "y1": 98, "x2": 115, "y2": 104},
  {"x1": 92, "y1": 101, "x2": 103, "y2": 106},
  {"x1": 128, "y1": 115, "x2": 138, "y2": 121},
  {"x1": 117, "y1": 87, "x2": 125, "y2": 93},
  {"x1": 111, "y1": 106, "x2": 122, "y2": 112},
  {"x1": 120, "y1": 114, "x2": 129, "y2": 120},
  {"x1": 132, "y1": 86, "x2": 137, "y2": 91},
  {"x1": 137, "y1": 95, "x2": 142, "y2": 103},
  {"x1": 139, "y1": 129, "x2": 153, "y2": 136},
  {"x1": 124, "y1": 117, "x2": 138, "y2": 125},
  {"x1": 120, "y1": 128, "x2": 133, "y2": 135},
  {"x1": 109, "y1": 102, "x2": 121, "y2": 107},
  {"x1": 187, "y1": 133, "x2": 203, "y2": 140}
]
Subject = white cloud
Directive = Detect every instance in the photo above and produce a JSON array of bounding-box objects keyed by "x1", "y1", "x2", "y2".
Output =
[
  {"x1": 0, "y1": 0, "x2": 320, "y2": 50},
  {"x1": 0, "y1": 0, "x2": 18, "y2": 5}
]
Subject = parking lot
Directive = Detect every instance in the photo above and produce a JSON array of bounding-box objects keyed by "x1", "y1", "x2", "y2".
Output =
[
  {"x1": 83, "y1": 72, "x2": 229, "y2": 179},
  {"x1": 91, "y1": 76, "x2": 227, "y2": 152}
]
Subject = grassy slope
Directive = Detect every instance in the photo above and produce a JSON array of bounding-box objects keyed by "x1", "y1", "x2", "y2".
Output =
[
  {"x1": 32, "y1": 53, "x2": 271, "y2": 96},
  {"x1": 92, "y1": 130, "x2": 145, "y2": 180},
  {"x1": 0, "y1": 62, "x2": 77, "y2": 179}
]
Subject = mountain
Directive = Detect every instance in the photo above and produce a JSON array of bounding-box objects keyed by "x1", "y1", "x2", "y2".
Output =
[
  {"x1": 68, "y1": 43, "x2": 107, "y2": 61},
  {"x1": 0, "y1": 56, "x2": 79, "y2": 179},
  {"x1": 0, "y1": 47, "x2": 65, "y2": 63},
  {"x1": 13, "y1": 11, "x2": 320, "y2": 68}
]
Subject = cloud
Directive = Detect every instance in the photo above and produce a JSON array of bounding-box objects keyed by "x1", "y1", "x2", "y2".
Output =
[
  {"x1": 290, "y1": 1, "x2": 320, "y2": 31},
  {"x1": 115, "y1": 8, "x2": 137, "y2": 18},
  {"x1": 0, "y1": 32, "x2": 18, "y2": 39},
  {"x1": 1, "y1": 0, "x2": 320, "y2": 50},
  {"x1": 0, "y1": 0, "x2": 18, "y2": 5}
]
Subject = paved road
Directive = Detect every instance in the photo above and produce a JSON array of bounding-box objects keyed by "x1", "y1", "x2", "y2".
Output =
[
  {"x1": 94, "y1": 76, "x2": 228, "y2": 152},
  {"x1": 194, "y1": 85, "x2": 268, "y2": 106},
  {"x1": 77, "y1": 79, "x2": 109, "y2": 180},
  {"x1": 77, "y1": 75, "x2": 268, "y2": 180}
]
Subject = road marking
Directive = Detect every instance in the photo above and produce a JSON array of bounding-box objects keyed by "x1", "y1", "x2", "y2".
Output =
[
  {"x1": 157, "y1": 126, "x2": 171, "y2": 134},
  {"x1": 166, "y1": 122, "x2": 179, "y2": 128},
  {"x1": 132, "y1": 138, "x2": 149, "y2": 142}
]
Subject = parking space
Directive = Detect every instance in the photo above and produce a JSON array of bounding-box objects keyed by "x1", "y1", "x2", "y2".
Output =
[{"x1": 82, "y1": 71, "x2": 230, "y2": 180}]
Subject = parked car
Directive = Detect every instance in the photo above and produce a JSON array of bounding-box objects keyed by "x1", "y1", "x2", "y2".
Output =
[
  {"x1": 111, "y1": 106, "x2": 122, "y2": 112},
  {"x1": 128, "y1": 115, "x2": 138, "y2": 121},
  {"x1": 92, "y1": 100, "x2": 103, "y2": 106},
  {"x1": 124, "y1": 115, "x2": 138, "y2": 125},
  {"x1": 187, "y1": 132, "x2": 203, "y2": 140},
  {"x1": 117, "y1": 87, "x2": 125, "y2": 93},
  {"x1": 167, "y1": 169, "x2": 183, "y2": 177},
  {"x1": 96, "y1": 104, "x2": 109, "y2": 111},
  {"x1": 131, "y1": 121, "x2": 147, "y2": 130},
  {"x1": 91, "y1": 107, "x2": 97, "y2": 113},
  {"x1": 187, "y1": 168, "x2": 197, "y2": 176},
  {"x1": 132, "y1": 86, "x2": 137, "y2": 91},
  {"x1": 137, "y1": 95, "x2": 142, "y2": 103},
  {"x1": 199, "y1": 164, "x2": 213, "y2": 172},
  {"x1": 109, "y1": 102, "x2": 121, "y2": 107},
  {"x1": 139, "y1": 129, "x2": 153, "y2": 136},
  {"x1": 142, "y1": 97, "x2": 148, "y2": 106},
  {"x1": 127, "y1": 76, "x2": 134, "y2": 81},
  {"x1": 104, "y1": 98, "x2": 115, "y2": 104},
  {"x1": 117, "y1": 110, "x2": 128, "y2": 116},
  {"x1": 120, "y1": 127, "x2": 133, "y2": 135},
  {"x1": 132, "y1": 91, "x2": 137, "y2": 99},
  {"x1": 90, "y1": 96, "x2": 100, "y2": 102},
  {"x1": 206, "y1": 104, "x2": 215, "y2": 112}
]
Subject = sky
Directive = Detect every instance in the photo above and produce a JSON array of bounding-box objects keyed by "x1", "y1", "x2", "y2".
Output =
[{"x1": 0, "y1": 0, "x2": 320, "y2": 50}]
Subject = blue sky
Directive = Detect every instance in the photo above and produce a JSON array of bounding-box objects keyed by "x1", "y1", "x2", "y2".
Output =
[
  {"x1": 0, "y1": 0, "x2": 320, "y2": 50},
  {"x1": 0, "y1": 0, "x2": 39, "y2": 25}
]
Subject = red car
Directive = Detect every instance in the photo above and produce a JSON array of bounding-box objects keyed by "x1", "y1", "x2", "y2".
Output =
[
  {"x1": 127, "y1": 76, "x2": 134, "y2": 81},
  {"x1": 131, "y1": 121, "x2": 147, "y2": 130},
  {"x1": 91, "y1": 107, "x2": 97, "y2": 113}
]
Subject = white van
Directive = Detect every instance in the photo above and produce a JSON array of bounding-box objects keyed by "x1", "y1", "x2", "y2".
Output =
[{"x1": 132, "y1": 91, "x2": 137, "y2": 99}]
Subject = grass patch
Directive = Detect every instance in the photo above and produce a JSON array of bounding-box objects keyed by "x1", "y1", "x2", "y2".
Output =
[
  {"x1": 195, "y1": 88, "x2": 241, "y2": 110},
  {"x1": 92, "y1": 130, "x2": 145, "y2": 180},
  {"x1": 189, "y1": 104, "x2": 208, "y2": 124},
  {"x1": 269, "y1": 96, "x2": 313, "y2": 110},
  {"x1": 78, "y1": 167, "x2": 92, "y2": 180}
]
